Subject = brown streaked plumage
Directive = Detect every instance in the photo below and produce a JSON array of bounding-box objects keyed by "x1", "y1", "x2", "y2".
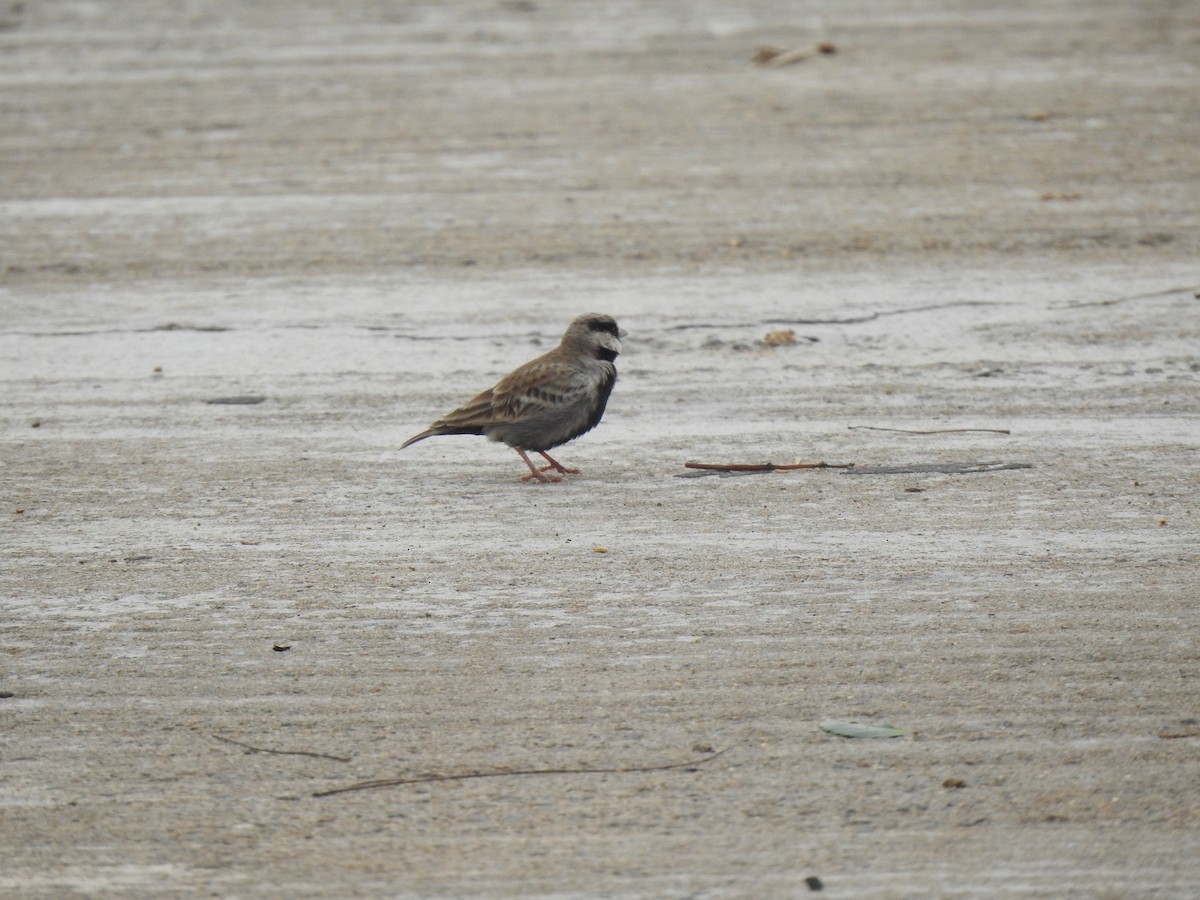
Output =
[{"x1": 401, "y1": 313, "x2": 623, "y2": 482}]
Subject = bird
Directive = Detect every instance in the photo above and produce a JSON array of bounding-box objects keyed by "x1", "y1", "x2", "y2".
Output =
[{"x1": 401, "y1": 313, "x2": 624, "y2": 482}]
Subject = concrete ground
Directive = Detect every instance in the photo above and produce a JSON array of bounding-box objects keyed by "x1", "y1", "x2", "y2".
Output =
[{"x1": 2, "y1": 2, "x2": 1199, "y2": 897}]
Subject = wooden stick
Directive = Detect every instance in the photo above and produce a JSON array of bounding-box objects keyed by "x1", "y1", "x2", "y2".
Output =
[
  {"x1": 753, "y1": 42, "x2": 837, "y2": 67},
  {"x1": 665, "y1": 300, "x2": 999, "y2": 331},
  {"x1": 1056, "y1": 285, "x2": 1200, "y2": 309},
  {"x1": 213, "y1": 733, "x2": 352, "y2": 763},
  {"x1": 683, "y1": 461, "x2": 853, "y2": 472},
  {"x1": 848, "y1": 426, "x2": 1011, "y2": 435},
  {"x1": 314, "y1": 747, "x2": 729, "y2": 798}
]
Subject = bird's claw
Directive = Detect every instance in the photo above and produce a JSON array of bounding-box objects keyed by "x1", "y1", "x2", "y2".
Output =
[
  {"x1": 538, "y1": 463, "x2": 581, "y2": 476},
  {"x1": 520, "y1": 472, "x2": 562, "y2": 483}
]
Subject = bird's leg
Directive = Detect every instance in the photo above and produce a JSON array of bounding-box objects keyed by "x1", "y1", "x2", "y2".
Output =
[
  {"x1": 515, "y1": 448, "x2": 560, "y2": 483},
  {"x1": 536, "y1": 450, "x2": 581, "y2": 476}
]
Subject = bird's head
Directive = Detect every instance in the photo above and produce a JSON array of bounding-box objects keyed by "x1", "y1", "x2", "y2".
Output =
[{"x1": 564, "y1": 313, "x2": 624, "y2": 362}]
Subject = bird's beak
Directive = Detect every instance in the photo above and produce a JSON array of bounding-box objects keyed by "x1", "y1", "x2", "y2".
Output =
[
  {"x1": 598, "y1": 332, "x2": 622, "y2": 356},
  {"x1": 618, "y1": 328, "x2": 628, "y2": 339}
]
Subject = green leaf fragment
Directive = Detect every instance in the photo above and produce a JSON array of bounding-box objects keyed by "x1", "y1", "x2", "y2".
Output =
[{"x1": 820, "y1": 720, "x2": 906, "y2": 739}]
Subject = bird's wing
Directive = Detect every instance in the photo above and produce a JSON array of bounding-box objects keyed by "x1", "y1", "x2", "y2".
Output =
[
  {"x1": 428, "y1": 385, "x2": 500, "y2": 428},
  {"x1": 491, "y1": 357, "x2": 588, "y2": 420},
  {"x1": 401, "y1": 352, "x2": 589, "y2": 447}
]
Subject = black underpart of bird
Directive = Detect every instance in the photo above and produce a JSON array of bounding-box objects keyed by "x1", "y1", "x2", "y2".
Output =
[{"x1": 401, "y1": 313, "x2": 623, "y2": 482}]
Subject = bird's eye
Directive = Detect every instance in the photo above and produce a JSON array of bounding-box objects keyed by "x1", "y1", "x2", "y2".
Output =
[{"x1": 588, "y1": 318, "x2": 620, "y2": 338}]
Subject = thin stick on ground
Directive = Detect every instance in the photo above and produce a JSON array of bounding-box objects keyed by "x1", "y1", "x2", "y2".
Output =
[
  {"x1": 213, "y1": 733, "x2": 352, "y2": 763},
  {"x1": 683, "y1": 461, "x2": 853, "y2": 472},
  {"x1": 313, "y1": 747, "x2": 729, "y2": 798},
  {"x1": 848, "y1": 426, "x2": 1011, "y2": 435},
  {"x1": 665, "y1": 300, "x2": 999, "y2": 331},
  {"x1": 753, "y1": 42, "x2": 837, "y2": 67},
  {"x1": 1055, "y1": 284, "x2": 1200, "y2": 309}
]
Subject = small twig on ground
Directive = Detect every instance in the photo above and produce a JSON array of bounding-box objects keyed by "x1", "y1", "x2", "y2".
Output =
[
  {"x1": 841, "y1": 461, "x2": 1032, "y2": 475},
  {"x1": 753, "y1": 42, "x2": 837, "y2": 66},
  {"x1": 1054, "y1": 285, "x2": 1200, "y2": 309},
  {"x1": 213, "y1": 733, "x2": 352, "y2": 763},
  {"x1": 683, "y1": 461, "x2": 853, "y2": 473},
  {"x1": 665, "y1": 300, "x2": 1000, "y2": 332},
  {"x1": 848, "y1": 426, "x2": 1011, "y2": 435},
  {"x1": 313, "y1": 747, "x2": 729, "y2": 798}
]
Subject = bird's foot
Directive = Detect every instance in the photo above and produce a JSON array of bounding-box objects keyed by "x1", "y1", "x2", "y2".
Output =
[
  {"x1": 536, "y1": 452, "x2": 581, "y2": 476},
  {"x1": 520, "y1": 471, "x2": 562, "y2": 483},
  {"x1": 537, "y1": 463, "x2": 580, "y2": 476},
  {"x1": 515, "y1": 449, "x2": 562, "y2": 482}
]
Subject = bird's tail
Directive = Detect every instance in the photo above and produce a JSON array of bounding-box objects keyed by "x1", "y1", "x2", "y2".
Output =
[
  {"x1": 400, "y1": 430, "x2": 436, "y2": 449},
  {"x1": 401, "y1": 423, "x2": 488, "y2": 448}
]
